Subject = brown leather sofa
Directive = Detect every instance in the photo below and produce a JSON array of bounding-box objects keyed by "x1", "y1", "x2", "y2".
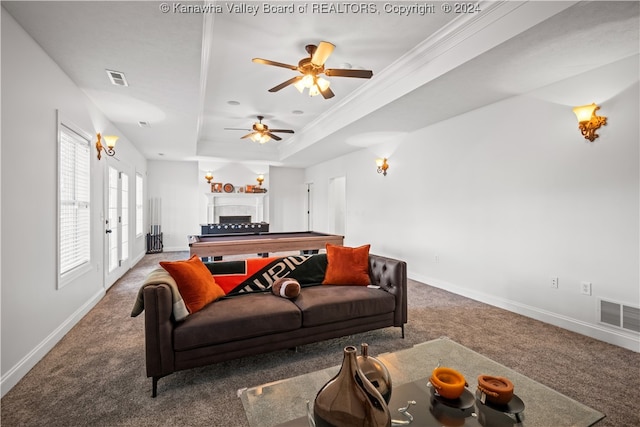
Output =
[{"x1": 141, "y1": 253, "x2": 407, "y2": 396}]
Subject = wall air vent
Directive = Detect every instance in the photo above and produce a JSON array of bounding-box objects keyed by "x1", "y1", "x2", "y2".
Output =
[
  {"x1": 599, "y1": 299, "x2": 640, "y2": 333},
  {"x1": 106, "y1": 69, "x2": 129, "y2": 87}
]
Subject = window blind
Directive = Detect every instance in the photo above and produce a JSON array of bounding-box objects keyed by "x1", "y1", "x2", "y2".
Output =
[{"x1": 59, "y1": 124, "x2": 91, "y2": 276}]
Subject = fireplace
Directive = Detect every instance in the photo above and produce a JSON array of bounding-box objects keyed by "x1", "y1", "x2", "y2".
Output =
[{"x1": 219, "y1": 215, "x2": 251, "y2": 224}]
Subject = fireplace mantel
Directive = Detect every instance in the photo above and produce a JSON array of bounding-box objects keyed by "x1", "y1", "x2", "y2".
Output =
[{"x1": 204, "y1": 193, "x2": 266, "y2": 224}]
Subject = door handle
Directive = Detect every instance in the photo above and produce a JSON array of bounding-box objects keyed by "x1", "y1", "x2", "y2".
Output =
[{"x1": 105, "y1": 229, "x2": 113, "y2": 234}]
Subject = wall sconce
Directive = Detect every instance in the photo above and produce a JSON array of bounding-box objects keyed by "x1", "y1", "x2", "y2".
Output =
[
  {"x1": 256, "y1": 174, "x2": 265, "y2": 186},
  {"x1": 376, "y1": 158, "x2": 389, "y2": 176},
  {"x1": 96, "y1": 133, "x2": 118, "y2": 160},
  {"x1": 205, "y1": 171, "x2": 213, "y2": 184},
  {"x1": 573, "y1": 103, "x2": 607, "y2": 142}
]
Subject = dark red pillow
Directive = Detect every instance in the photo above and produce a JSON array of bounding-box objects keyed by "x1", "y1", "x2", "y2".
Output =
[
  {"x1": 160, "y1": 255, "x2": 225, "y2": 313},
  {"x1": 322, "y1": 244, "x2": 371, "y2": 286}
]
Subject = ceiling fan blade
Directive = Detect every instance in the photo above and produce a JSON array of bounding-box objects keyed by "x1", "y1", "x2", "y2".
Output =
[
  {"x1": 269, "y1": 129, "x2": 295, "y2": 134},
  {"x1": 324, "y1": 69, "x2": 373, "y2": 78},
  {"x1": 268, "y1": 76, "x2": 303, "y2": 92},
  {"x1": 241, "y1": 132, "x2": 256, "y2": 139},
  {"x1": 311, "y1": 41, "x2": 335, "y2": 67},
  {"x1": 267, "y1": 132, "x2": 282, "y2": 141},
  {"x1": 320, "y1": 86, "x2": 335, "y2": 99},
  {"x1": 252, "y1": 58, "x2": 298, "y2": 70}
]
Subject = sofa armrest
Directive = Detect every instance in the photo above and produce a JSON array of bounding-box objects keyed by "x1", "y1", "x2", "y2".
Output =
[
  {"x1": 369, "y1": 254, "x2": 407, "y2": 327},
  {"x1": 143, "y1": 284, "x2": 175, "y2": 379}
]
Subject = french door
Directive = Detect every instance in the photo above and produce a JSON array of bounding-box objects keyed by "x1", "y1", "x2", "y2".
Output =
[{"x1": 104, "y1": 164, "x2": 129, "y2": 289}]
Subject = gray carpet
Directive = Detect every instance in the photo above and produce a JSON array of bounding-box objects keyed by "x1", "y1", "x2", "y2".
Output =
[{"x1": 2, "y1": 252, "x2": 639, "y2": 426}]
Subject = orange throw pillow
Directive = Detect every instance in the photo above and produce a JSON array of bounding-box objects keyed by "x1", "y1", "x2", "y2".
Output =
[
  {"x1": 322, "y1": 244, "x2": 371, "y2": 286},
  {"x1": 160, "y1": 255, "x2": 225, "y2": 314}
]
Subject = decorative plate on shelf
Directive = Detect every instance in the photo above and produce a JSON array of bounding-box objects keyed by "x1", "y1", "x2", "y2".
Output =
[{"x1": 223, "y1": 183, "x2": 234, "y2": 193}]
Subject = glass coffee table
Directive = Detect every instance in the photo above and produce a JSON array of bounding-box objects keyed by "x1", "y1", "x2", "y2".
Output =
[{"x1": 239, "y1": 337, "x2": 604, "y2": 427}]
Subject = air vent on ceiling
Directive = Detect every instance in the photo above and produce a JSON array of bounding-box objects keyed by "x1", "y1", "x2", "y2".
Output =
[
  {"x1": 138, "y1": 121, "x2": 151, "y2": 128},
  {"x1": 106, "y1": 69, "x2": 129, "y2": 87},
  {"x1": 599, "y1": 299, "x2": 640, "y2": 333}
]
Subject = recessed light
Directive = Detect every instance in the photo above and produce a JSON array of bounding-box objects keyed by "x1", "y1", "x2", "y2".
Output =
[
  {"x1": 292, "y1": 110, "x2": 304, "y2": 115},
  {"x1": 227, "y1": 100, "x2": 240, "y2": 105}
]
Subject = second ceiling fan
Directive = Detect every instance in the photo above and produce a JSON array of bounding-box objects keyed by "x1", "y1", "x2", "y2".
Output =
[
  {"x1": 252, "y1": 41, "x2": 373, "y2": 99},
  {"x1": 225, "y1": 116, "x2": 294, "y2": 144}
]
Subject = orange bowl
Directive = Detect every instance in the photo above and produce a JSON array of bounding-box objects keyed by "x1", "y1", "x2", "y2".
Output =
[
  {"x1": 477, "y1": 375, "x2": 514, "y2": 405},
  {"x1": 430, "y1": 367, "x2": 467, "y2": 399}
]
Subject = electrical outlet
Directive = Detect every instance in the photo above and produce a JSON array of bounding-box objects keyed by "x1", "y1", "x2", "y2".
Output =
[
  {"x1": 551, "y1": 277, "x2": 559, "y2": 289},
  {"x1": 581, "y1": 282, "x2": 592, "y2": 296},
  {"x1": 434, "y1": 255, "x2": 440, "y2": 264}
]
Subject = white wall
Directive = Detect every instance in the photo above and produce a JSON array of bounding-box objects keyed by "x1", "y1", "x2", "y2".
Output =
[
  {"x1": 147, "y1": 160, "x2": 200, "y2": 251},
  {"x1": 1, "y1": 8, "x2": 148, "y2": 396},
  {"x1": 268, "y1": 167, "x2": 306, "y2": 232},
  {"x1": 306, "y1": 56, "x2": 640, "y2": 351}
]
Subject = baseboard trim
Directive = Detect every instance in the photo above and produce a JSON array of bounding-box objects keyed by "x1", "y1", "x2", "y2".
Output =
[
  {"x1": 0, "y1": 288, "x2": 105, "y2": 397},
  {"x1": 132, "y1": 251, "x2": 145, "y2": 265},
  {"x1": 410, "y1": 272, "x2": 640, "y2": 353}
]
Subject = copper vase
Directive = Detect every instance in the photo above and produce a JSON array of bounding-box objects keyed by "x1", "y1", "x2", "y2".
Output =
[
  {"x1": 313, "y1": 346, "x2": 391, "y2": 427},
  {"x1": 357, "y1": 343, "x2": 392, "y2": 404}
]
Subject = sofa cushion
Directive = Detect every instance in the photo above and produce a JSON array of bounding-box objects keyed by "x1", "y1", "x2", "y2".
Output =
[
  {"x1": 159, "y1": 255, "x2": 225, "y2": 314},
  {"x1": 173, "y1": 293, "x2": 302, "y2": 350},
  {"x1": 322, "y1": 244, "x2": 371, "y2": 286},
  {"x1": 292, "y1": 286, "x2": 395, "y2": 327}
]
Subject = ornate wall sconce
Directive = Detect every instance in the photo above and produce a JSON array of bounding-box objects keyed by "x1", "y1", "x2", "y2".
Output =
[
  {"x1": 256, "y1": 174, "x2": 265, "y2": 186},
  {"x1": 376, "y1": 158, "x2": 389, "y2": 176},
  {"x1": 573, "y1": 103, "x2": 607, "y2": 142},
  {"x1": 205, "y1": 171, "x2": 213, "y2": 184},
  {"x1": 96, "y1": 133, "x2": 118, "y2": 160}
]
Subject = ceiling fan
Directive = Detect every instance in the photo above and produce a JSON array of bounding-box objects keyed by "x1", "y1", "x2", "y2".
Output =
[
  {"x1": 225, "y1": 116, "x2": 294, "y2": 144},
  {"x1": 252, "y1": 41, "x2": 373, "y2": 99}
]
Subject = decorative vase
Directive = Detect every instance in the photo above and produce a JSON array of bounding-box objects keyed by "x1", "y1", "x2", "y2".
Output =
[
  {"x1": 357, "y1": 343, "x2": 392, "y2": 404},
  {"x1": 313, "y1": 346, "x2": 391, "y2": 427}
]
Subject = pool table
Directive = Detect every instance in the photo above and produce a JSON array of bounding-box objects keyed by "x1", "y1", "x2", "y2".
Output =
[{"x1": 188, "y1": 231, "x2": 344, "y2": 259}]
